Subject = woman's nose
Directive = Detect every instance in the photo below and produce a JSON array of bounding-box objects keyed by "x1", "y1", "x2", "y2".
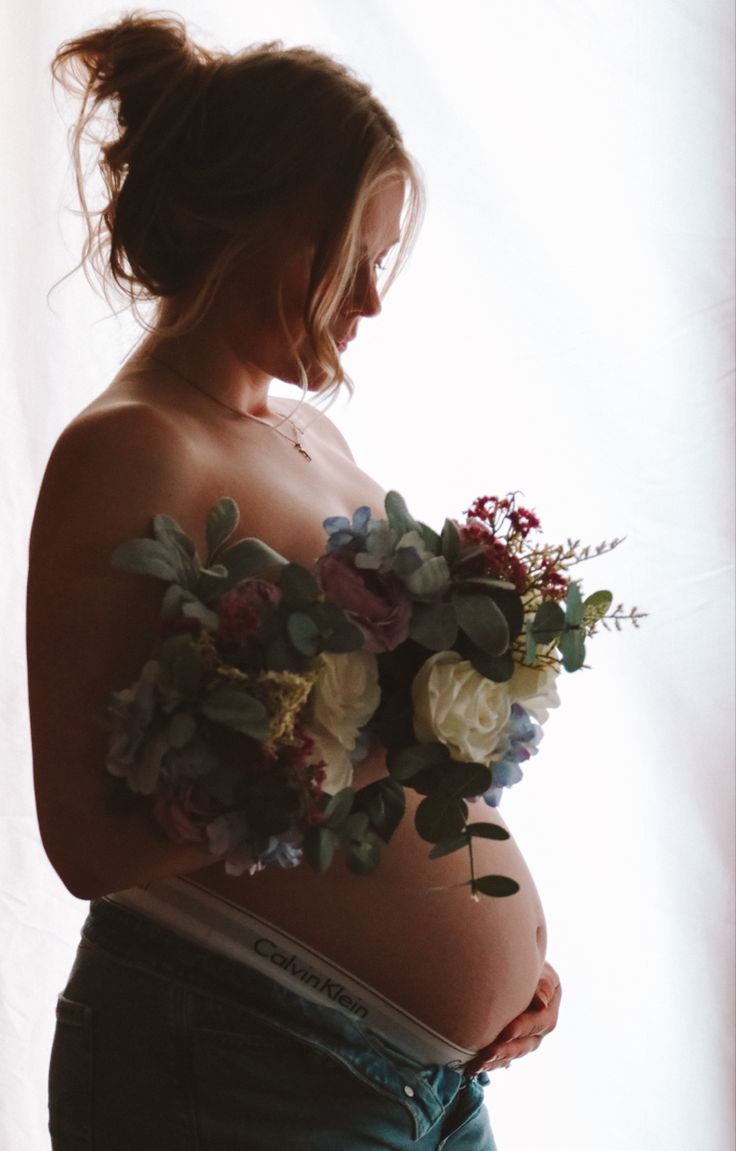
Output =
[{"x1": 349, "y1": 265, "x2": 382, "y2": 318}]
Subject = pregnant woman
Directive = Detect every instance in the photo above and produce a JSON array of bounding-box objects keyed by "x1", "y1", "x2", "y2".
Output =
[{"x1": 28, "y1": 14, "x2": 561, "y2": 1149}]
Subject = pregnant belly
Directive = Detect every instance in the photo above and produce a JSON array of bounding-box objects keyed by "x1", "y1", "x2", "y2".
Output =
[{"x1": 193, "y1": 793, "x2": 546, "y2": 1053}]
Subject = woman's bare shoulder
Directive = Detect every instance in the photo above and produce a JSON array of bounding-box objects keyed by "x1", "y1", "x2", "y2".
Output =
[{"x1": 32, "y1": 396, "x2": 204, "y2": 563}]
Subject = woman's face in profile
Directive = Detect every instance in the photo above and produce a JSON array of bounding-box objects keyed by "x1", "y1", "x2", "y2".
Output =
[{"x1": 217, "y1": 177, "x2": 405, "y2": 390}]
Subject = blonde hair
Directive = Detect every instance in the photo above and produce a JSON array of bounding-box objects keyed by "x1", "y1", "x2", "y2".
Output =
[{"x1": 52, "y1": 11, "x2": 423, "y2": 395}]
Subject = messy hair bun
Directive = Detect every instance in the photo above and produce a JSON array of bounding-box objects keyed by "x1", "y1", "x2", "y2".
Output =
[{"x1": 52, "y1": 11, "x2": 422, "y2": 392}]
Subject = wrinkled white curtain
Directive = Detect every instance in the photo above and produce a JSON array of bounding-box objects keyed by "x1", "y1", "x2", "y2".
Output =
[{"x1": 2, "y1": 2, "x2": 733, "y2": 1148}]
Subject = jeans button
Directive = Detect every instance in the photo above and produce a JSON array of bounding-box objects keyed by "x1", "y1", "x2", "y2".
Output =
[{"x1": 403, "y1": 1085, "x2": 415, "y2": 1097}]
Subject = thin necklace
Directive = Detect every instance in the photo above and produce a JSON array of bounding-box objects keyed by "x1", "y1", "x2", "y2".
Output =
[{"x1": 146, "y1": 352, "x2": 312, "y2": 462}]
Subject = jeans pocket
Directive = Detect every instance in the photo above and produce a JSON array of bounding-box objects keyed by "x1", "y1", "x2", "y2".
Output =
[{"x1": 49, "y1": 994, "x2": 94, "y2": 1149}]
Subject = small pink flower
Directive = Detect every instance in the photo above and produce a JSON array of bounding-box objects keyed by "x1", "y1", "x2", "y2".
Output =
[
  {"x1": 217, "y1": 579, "x2": 281, "y2": 646},
  {"x1": 315, "y1": 551, "x2": 411, "y2": 653}
]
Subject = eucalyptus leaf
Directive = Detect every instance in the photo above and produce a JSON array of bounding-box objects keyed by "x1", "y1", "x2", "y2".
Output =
[
  {"x1": 265, "y1": 635, "x2": 302, "y2": 673},
  {"x1": 206, "y1": 498, "x2": 239, "y2": 561},
  {"x1": 415, "y1": 794, "x2": 468, "y2": 843},
  {"x1": 428, "y1": 832, "x2": 469, "y2": 859},
  {"x1": 280, "y1": 563, "x2": 320, "y2": 606},
  {"x1": 346, "y1": 836, "x2": 381, "y2": 875},
  {"x1": 453, "y1": 592, "x2": 509, "y2": 656},
  {"x1": 559, "y1": 628, "x2": 586, "y2": 672},
  {"x1": 523, "y1": 627, "x2": 538, "y2": 667},
  {"x1": 532, "y1": 601, "x2": 566, "y2": 644},
  {"x1": 472, "y1": 874, "x2": 520, "y2": 898},
  {"x1": 200, "y1": 686, "x2": 270, "y2": 739},
  {"x1": 440, "y1": 518, "x2": 461, "y2": 566},
  {"x1": 565, "y1": 581, "x2": 583, "y2": 627},
  {"x1": 322, "y1": 787, "x2": 356, "y2": 829},
  {"x1": 319, "y1": 618, "x2": 365, "y2": 653},
  {"x1": 112, "y1": 538, "x2": 180, "y2": 582},
  {"x1": 345, "y1": 811, "x2": 371, "y2": 840},
  {"x1": 287, "y1": 611, "x2": 321, "y2": 656},
  {"x1": 465, "y1": 644, "x2": 515, "y2": 683},
  {"x1": 409, "y1": 601, "x2": 458, "y2": 650},
  {"x1": 303, "y1": 826, "x2": 338, "y2": 872},
  {"x1": 453, "y1": 576, "x2": 517, "y2": 594},
  {"x1": 467, "y1": 821, "x2": 510, "y2": 841},
  {"x1": 307, "y1": 602, "x2": 364, "y2": 652},
  {"x1": 583, "y1": 589, "x2": 613, "y2": 630},
  {"x1": 354, "y1": 777, "x2": 405, "y2": 843},
  {"x1": 387, "y1": 742, "x2": 451, "y2": 782},
  {"x1": 439, "y1": 761, "x2": 493, "y2": 799}
]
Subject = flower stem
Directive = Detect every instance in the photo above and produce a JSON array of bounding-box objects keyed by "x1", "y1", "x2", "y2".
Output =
[{"x1": 467, "y1": 827, "x2": 480, "y2": 902}]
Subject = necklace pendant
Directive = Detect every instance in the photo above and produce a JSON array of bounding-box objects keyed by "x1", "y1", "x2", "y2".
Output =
[{"x1": 294, "y1": 442, "x2": 312, "y2": 462}]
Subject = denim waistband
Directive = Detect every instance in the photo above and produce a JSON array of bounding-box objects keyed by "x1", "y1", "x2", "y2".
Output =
[{"x1": 84, "y1": 897, "x2": 483, "y2": 1141}]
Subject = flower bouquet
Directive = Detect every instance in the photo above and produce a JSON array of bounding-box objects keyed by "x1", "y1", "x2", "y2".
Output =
[{"x1": 108, "y1": 492, "x2": 643, "y2": 897}]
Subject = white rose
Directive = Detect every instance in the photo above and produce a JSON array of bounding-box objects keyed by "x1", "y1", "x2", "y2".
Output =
[
  {"x1": 511, "y1": 664, "x2": 560, "y2": 724},
  {"x1": 310, "y1": 650, "x2": 380, "y2": 751},
  {"x1": 411, "y1": 651, "x2": 512, "y2": 765},
  {"x1": 304, "y1": 725, "x2": 355, "y2": 795}
]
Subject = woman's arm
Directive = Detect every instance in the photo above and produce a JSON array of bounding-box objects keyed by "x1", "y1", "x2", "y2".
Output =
[{"x1": 27, "y1": 402, "x2": 220, "y2": 898}]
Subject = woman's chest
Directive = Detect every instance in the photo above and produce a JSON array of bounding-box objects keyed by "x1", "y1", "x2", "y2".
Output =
[{"x1": 190, "y1": 425, "x2": 386, "y2": 567}]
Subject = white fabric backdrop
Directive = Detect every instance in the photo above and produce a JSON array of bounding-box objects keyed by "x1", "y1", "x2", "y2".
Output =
[{"x1": 2, "y1": 2, "x2": 733, "y2": 1148}]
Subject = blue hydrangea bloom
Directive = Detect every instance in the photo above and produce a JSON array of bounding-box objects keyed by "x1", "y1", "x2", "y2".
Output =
[
  {"x1": 323, "y1": 506, "x2": 373, "y2": 552},
  {"x1": 481, "y1": 704, "x2": 543, "y2": 806},
  {"x1": 258, "y1": 828, "x2": 304, "y2": 869}
]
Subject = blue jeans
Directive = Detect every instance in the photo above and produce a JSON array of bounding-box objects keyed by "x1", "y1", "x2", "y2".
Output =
[{"x1": 49, "y1": 898, "x2": 496, "y2": 1149}]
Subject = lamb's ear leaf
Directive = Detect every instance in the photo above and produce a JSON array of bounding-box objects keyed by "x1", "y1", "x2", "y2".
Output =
[
  {"x1": 218, "y1": 538, "x2": 289, "y2": 583},
  {"x1": 112, "y1": 538, "x2": 179, "y2": 582},
  {"x1": 206, "y1": 498, "x2": 240, "y2": 560},
  {"x1": 385, "y1": 491, "x2": 421, "y2": 536}
]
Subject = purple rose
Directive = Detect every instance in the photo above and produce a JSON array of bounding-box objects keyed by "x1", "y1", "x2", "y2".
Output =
[{"x1": 315, "y1": 550, "x2": 411, "y2": 652}]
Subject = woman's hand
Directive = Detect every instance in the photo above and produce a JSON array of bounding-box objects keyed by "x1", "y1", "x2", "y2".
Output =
[{"x1": 466, "y1": 961, "x2": 562, "y2": 1076}]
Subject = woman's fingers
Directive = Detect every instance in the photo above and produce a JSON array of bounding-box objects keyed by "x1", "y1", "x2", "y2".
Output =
[{"x1": 465, "y1": 961, "x2": 561, "y2": 1075}]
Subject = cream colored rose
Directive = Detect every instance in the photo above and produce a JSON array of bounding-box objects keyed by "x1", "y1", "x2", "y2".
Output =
[
  {"x1": 411, "y1": 651, "x2": 512, "y2": 765},
  {"x1": 511, "y1": 663, "x2": 560, "y2": 724},
  {"x1": 304, "y1": 725, "x2": 355, "y2": 795},
  {"x1": 310, "y1": 650, "x2": 380, "y2": 751}
]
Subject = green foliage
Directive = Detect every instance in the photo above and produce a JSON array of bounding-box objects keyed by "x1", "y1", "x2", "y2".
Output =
[
  {"x1": 287, "y1": 611, "x2": 322, "y2": 656},
  {"x1": 280, "y1": 564, "x2": 320, "y2": 606},
  {"x1": 453, "y1": 592, "x2": 509, "y2": 655},
  {"x1": 112, "y1": 538, "x2": 181, "y2": 583},
  {"x1": 206, "y1": 497, "x2": 239, "y2": 560},
  {"x1": 385, "y1": 490, "x2": 421, "y2": 537},
  {"x1": 200, "y1": 684, "x2": 270, "y2": 740},
  {"x1": 583, "y1": 589, "x2": 613, "y2": 632},
  {"x1": 415, "y1": 794, "x2": 468, "y2": 842},
  {"x1": 471, "y1": 875, "x2": 520, "y2": 898},
  {"x1": 409, "y1": 601, "x2": 459, "y2": 650},
  {"x1": 440, "y1": 517, "x2": 461, "y2": 566}
]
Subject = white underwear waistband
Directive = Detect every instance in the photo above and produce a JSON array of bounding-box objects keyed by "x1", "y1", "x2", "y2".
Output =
[{"x1": 105, "y1": 878, "x2": 476, "y2": 1070}]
